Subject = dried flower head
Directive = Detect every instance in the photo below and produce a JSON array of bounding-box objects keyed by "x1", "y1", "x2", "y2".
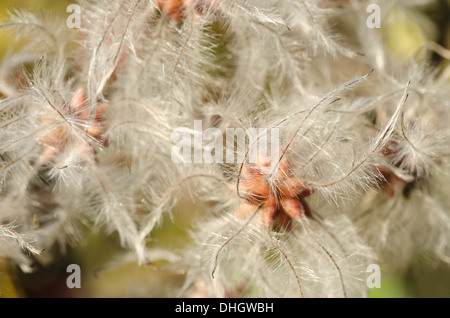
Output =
[{"x1": 0, "y1": 0, "x2": 449, "y2": 298}]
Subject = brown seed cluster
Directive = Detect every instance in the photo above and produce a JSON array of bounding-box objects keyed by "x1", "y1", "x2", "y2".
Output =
[
  {"x1": 237, "y1": 152, "x2": 313, "y2": 229},
  {"x1": 38, "y1": 88, "x2": 108, "y2": 163},
  {"x1": 157, "y1": 0, "x2": 211, "y2": 20},
  {"x1": 157, "y1": 0, "x2": 194, "y2": 20}
]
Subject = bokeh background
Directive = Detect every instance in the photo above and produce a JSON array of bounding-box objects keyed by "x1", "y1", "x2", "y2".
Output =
[{"x1": 0, "y1": 0, "x2": 449, "y2": 298}]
